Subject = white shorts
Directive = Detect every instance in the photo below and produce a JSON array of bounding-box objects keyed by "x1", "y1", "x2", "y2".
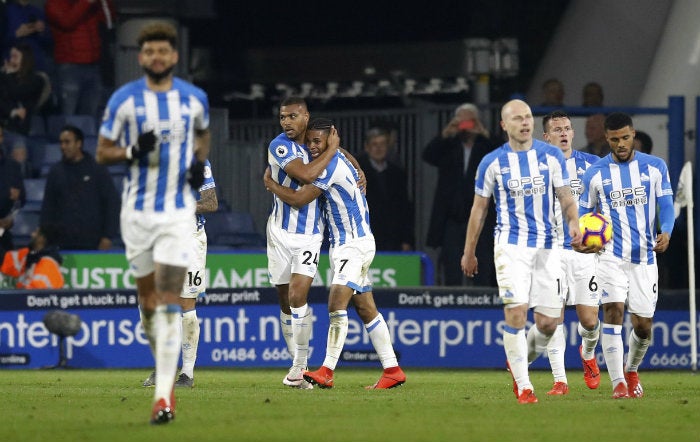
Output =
[
  {"x1": 597, "y1": 252, "x2": 658, "y2": 318},
  {"x1": 121, "y1": 209, "x2": 193, "y2": 278},
  {"x1": 494, "y1": 243, "x2": 564, "y2": 311},
  {"x1": 561, "y1": 248, "x2": 600, "y2": 307},
  {"x1": 328, "y1": 236, "x2": 375, "y2": 293},
  {"x1": 182, "y1": 225, "x2": 207, "y2": 298},
  {"x1": 266, "y1": 222, "x2": 323, "y2": 285}
]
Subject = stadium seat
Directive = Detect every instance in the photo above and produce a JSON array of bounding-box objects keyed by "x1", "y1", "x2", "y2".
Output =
[
  {"x1": 23, "y1": 177, "x2": 47, "y2": 211},
  {"x1": 83, "y1": 136, "x2": 98, "y2": 156},
  {"x1": 204, "y1": 210, "x2": 265, "y2": 248},
  {"x1": 47, "y1": 114, "x2": 97, "y2": 141},
  {"x1": 28, "y1": 115, "x2": 46, "y2": 137},
  {"x1": 11, "y1": 210, "x2": 40, "y2": 248},
  {"x1": 108, "y1": 163, "x2": 128, "y2": 176},
  {"x1": 112, "y1": 174, "x2": 125, "y2": 194},
  {"x1": 211, "y1": 232, "x2": 266, "y2": 249},
  {"x1": 39, "y1": 143, "x2": 62, "y2": 176}
]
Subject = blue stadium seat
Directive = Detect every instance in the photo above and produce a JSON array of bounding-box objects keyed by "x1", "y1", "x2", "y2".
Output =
[
  {"x1": 108, "y1": 163, "x2": 128, "y2": 176},
  {"x1": 204, "y1": 210, "x2": 265, "y2": 248},
  {"x1": 47, "y1": 114, "x2": 97, "y2": 141},
  {"x1": 23, "y1": 177, "x2": 47, "y2": 211},
  {"x1": 211, "y1": 232, "x2": 266, "y2": 249},
  {"x1": 39, "y1": 143, "x2": 62, "y2": 176},
  {"x1": 28, "y1": 115, "x2": 46, "y2": 137},
  {"x1": 112, "y1": 174, "x2": 125, "y2": 194},
  {"x1": 11, "y1": 210, "x2": 40, "y2": 248},
  {"x1": 83, "y1": 136, "x2": 98, "y2": 156}
]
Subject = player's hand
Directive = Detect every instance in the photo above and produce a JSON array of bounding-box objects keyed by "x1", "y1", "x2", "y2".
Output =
[
  {"x1": 187, "y1": 160, "x2": 206, "y2": 189},
  {"x1": 327, "y1": 126, "x2": 340, "y2": 152},
  {"x1": 128, "y1": 130, "x2": 157, "y2": 161},
  {"x1": 653, "y1": 232, "x2": 671, "y2": 253},
  {"x1": 263, "y1": 166, "x2": 274, "y2": 191},
  {"x1": 356, "y1": 168, "x2": 367, "y2": 194},
  {"x1": 572, "y1": 242, "x2": 603, "y2": 254},
  {"x1": 461, "y1": 253, "x2": 478, "y2": 277}
]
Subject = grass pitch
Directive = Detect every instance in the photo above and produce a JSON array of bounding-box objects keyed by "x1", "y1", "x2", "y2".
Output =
[{"x1": 0, "y1": 368, "x2": 698, "y2": 442}]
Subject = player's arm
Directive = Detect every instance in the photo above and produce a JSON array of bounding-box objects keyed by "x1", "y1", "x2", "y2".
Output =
[
  {"x1": 339, "y1": 148, "x2": 367, "y2": 192},
  {"x1": 285, "y1": 128, "x2": 339, "y2": 184},
  {"x1": 654, "y1": 193, "x2": 675, "y2": 253},
  {"x1": 461, "y1": 195, "x2": 490, "y2": 277},
  {"x1": 96, "y1": 136, "x2": 128, "y2": 164},
  {"x1": 557, "y1": 185, "x2": 584, "y2": 247},
  {"x1": 96, "y1": 130, "x2": 158, "y2": 165},
  {"x1": 264, "y1": 167, "x2": 321, "y2": 208},
  {"x1": 196, "y1": 187, "x2": 218, "y2": 215}
]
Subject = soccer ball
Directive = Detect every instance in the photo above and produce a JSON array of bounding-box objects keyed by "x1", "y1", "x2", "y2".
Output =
[{"x1": 579, "y1": 212, "x2": 612, "y2": 248}]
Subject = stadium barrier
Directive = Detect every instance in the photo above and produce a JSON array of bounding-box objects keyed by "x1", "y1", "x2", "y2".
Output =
[{"x1": 0, "y1": 286, "x2": 696, "y2": 370}]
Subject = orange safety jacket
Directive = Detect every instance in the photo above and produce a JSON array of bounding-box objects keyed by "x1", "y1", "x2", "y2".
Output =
[{"x1": 1, "y1": 248, "x2": 64, "y2": 289}]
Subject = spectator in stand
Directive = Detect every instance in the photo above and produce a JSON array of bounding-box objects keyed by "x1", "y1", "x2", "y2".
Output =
[
  {"x1": 580, "y1": 113, "x2": 610, "y2": 157},
  {"x1": 633, "y1": 130, "x2": 653, "y2": 154},
  {"x1": 10, "y1": 140, "x2": 36, "y2": 178},
  {"x1": 422, "y1": 103, "x2": 497, "y2": 286},
  {"x1": 582, "y1": 82, "x2": 604, "y2": 107},
  {"x1": 0, "y1": 42, "x2": 46, "y2": 135},
  {"x1": 540, "y1": 78, "x2": 565, "y2": 107},
  {"x1": 1, "y1": 223, "x2": 64, "y2": 289},
  {"x1": 40, "y1": 124, "x2": 120, "y2": 250},
  {"x1": 0, "y1": 123, "x2": 26, "y2": 256},
  {"x1": 45, "y1": 0, "x2": 116, "y2": 116},
  {"x1": 357, "y1": 125, "x2": 414, "y2": 251},
  {"x1": 3, "y1": 0, "x2": 53, "y2": 74}
]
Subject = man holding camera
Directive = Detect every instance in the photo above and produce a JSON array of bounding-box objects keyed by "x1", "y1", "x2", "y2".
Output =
[{"x1": 422, "y1": 103, "x2": 497, "y2": 286}]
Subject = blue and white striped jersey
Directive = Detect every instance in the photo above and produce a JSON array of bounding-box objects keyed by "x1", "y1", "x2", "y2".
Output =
[
  {"x1": 312, "y1": 151, "x2": 372, "y2": 247},
  {"x1": 99, "y1": 77, "x2": 209, "y2": 214},
  {"x1": 196, "y1": 159, "x2": 216, "y2": 230},
  {"x1": 579, "y1": 152, "x2": 674, "y2": 264},
  {"x1": 267, "y1": 132, "x2": 323, "y2": 235},
  {"x1": 475, "y1": 139, "x2": 569, "y2": 249},
  {"x1": 555, "y1": 150, "x2": 599, "y2": 249}
]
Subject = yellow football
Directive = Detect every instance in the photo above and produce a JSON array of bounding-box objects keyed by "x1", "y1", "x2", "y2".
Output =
[{"x1": 579, "y1": 212, "x2": 613, "y2": 247}]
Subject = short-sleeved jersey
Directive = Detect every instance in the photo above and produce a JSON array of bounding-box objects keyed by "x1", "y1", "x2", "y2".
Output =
[
  {"x1": 475, "y1": 139, "x2": 569, "y2": 249},
  {"x1": 555, "y1": 150, "x2": 599, "y2": 249},
  {"x1": 579, "y1": 152, "x2": 674, "y2": 264},
  {"x1": 312, "y1": 151, "x2": 372, "y2": 247},
  {"x1": 196, "y1": 159, "x2": 216, "y2": 230},
  {"x1": 267, "y1": 132, "x2": 323, "y2": 235},
  {"x1": 99, "y1": 77, "x2": 209, "y2": 215}
]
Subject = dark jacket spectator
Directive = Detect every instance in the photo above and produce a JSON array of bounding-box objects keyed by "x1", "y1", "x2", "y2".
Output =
[
  {"x1": 40, "y1": 125, "x2": 120, "y2": 250},
  {"x1": 357, "y1": 127, "x2": 414, "y2": 251},
  {"x1": 0, "y1": 42, "x2": 45, "y2": 135},
  {"x1": 0, "y1": 129, "x2": 26, "y2": 256},
  {"x1": 423, "y1": 103, "x2": 497, "y2": 286}
]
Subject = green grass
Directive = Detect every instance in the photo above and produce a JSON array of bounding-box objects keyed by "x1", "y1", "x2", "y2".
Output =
[{"x1": 0, "y1": 368, "x2": 698, "y2": 442}]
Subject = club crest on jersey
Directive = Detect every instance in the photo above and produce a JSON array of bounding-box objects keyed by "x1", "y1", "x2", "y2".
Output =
[{"x1": 275, "y1": 145, "x2": 288, "y2": 157}]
